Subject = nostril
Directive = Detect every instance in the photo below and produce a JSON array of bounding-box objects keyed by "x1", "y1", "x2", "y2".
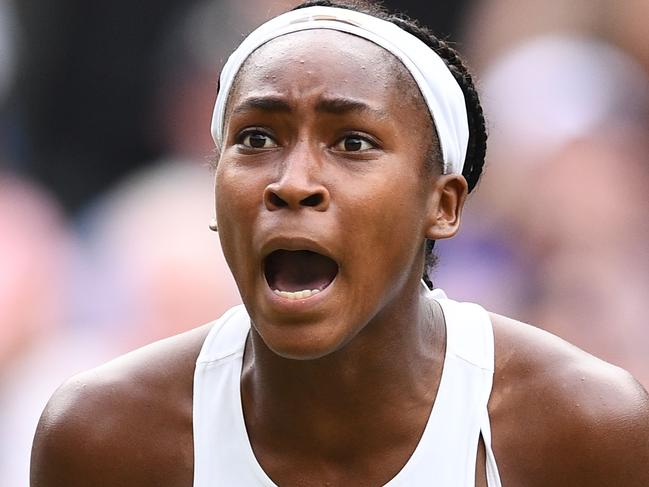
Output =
[
  {"x1": 269, "y1": 192, "x2": 287, "y2": 208},
  {"x1": 264, "y1": 183, "x2": 329, "y2": 211},
  {"x1": 301, "y1": 193, "x2": 323, "y2": 207}
]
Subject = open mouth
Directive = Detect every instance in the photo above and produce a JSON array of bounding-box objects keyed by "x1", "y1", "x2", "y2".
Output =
[{"x1": 264, "y1": 249, "x2": 339, "y2": 300}]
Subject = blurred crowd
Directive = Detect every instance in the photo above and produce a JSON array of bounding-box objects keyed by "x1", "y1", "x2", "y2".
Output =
[{"x1": 1, "y1": 0, "x2": 648, "y2": 484}]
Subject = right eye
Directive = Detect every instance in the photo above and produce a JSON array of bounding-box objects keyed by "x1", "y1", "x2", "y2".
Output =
[{"x1": 237, "y1": 130, "x2": 278, "y2": 149}]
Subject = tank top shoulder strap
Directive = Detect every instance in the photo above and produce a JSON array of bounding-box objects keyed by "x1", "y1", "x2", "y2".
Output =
[
  {"x1": 194, "y1": 305, "x2": 274, "y2": 487},
  {"x1": 433, "y1": 290, "x2": 502, "y2": 487},
  {"x1": 435, "y1": 297, "x2": 494, "y2": 372},
  {"x1": 196, "y1": 304, "x2": 250, "y2": 364}
]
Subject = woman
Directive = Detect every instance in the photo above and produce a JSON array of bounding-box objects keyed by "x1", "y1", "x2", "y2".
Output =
[{"x1": 31, "y1": 1, "x2": 649, "y2": 486}]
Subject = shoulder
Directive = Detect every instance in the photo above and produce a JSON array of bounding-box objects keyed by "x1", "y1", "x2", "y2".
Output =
[
  {"x1": 30, "y1": 324, "x2": 212, "y2": 487},
  {"x1": 488, "y1": 312, "x2": 649, "y2": 487}
]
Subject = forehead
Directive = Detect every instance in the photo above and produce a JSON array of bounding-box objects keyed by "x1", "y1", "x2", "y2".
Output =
[
  {"x1": 243, "y1": 29, "x2": 395, "y2": 74},
  {"x1": 228, "y1": 29, "x2": 416, "y2": 111}
]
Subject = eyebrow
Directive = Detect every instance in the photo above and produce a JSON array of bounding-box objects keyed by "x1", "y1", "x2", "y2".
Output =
[
  {"x1": 315, "y1": 97, "x2": 387, "y2": 117},
  {"x1": 232, "y1": 95, "x2": 292, "y2": 115},
  {"x1": 231, "y1": 95, "x2": 387, "y2": 117}
]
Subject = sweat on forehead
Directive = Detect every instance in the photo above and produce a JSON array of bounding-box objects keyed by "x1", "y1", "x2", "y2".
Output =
[
  {"x1": 241, "y1": 30, "x2": 393, "y2": 73},
  {"x1": 224, "y1": 29, "x2": 430, "y2": 127}
]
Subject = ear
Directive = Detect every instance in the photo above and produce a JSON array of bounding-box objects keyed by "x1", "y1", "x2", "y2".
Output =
[{"x1": 424, "y1": 174, "x2": 468, "y2": 240}]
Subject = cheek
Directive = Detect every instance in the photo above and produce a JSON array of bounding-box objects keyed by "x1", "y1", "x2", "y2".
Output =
[
  {"x1": 338, "y1": 169, "x2": 428, "y2": 275},
  {"x1": 215, "y1": 159, "x2": 269, "y2": 221},
  {"x1": 214, "y1": 164, "x2": 266, "y2": 280}
]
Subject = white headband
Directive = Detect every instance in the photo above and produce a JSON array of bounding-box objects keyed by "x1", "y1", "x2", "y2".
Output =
[{"x1": 211, "y1": 6, "x2": 469, "y2": 175}]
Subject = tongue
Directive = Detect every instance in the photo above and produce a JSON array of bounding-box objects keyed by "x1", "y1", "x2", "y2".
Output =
[{"x1": 265, "y1": 250, "x2": 338, "y2": 292}]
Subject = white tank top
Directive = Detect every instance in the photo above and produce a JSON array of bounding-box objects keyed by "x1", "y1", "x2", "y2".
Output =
[{"x1": 193, "y1": 289, "x2": 502, "y2": 486}]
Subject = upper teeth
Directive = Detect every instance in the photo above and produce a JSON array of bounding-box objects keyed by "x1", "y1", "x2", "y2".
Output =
[{"x1": 273, "y1": 289, "x2": 321, "y2": 300}]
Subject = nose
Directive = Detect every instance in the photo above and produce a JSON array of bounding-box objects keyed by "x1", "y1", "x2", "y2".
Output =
[{"x1": 263, "y1": 155, "x2": 330, "y2": 212}]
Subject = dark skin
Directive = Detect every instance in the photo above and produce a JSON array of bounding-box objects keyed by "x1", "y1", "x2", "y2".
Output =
[{"x1": 31, "y1": 30, "x2": 649, "y2": 487}]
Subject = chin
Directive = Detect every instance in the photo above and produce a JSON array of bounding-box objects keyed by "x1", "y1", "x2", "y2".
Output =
[{"x1": 252, "y1": 316, "x2": 356, "y2": 361}]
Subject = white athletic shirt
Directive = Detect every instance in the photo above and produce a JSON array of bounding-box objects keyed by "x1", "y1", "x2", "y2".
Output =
[{"x1": 193, "y1": 289, "x2": 502, "y2": 486}]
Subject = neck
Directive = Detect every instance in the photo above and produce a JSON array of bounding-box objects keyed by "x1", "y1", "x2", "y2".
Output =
[{"x1": 241, "y1": 280, "x2": 446, "y2": 467}]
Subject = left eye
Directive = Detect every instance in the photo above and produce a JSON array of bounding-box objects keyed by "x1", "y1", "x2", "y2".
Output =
[
  {"x1": 333, "y1": 136, "x2": 374, "y2": 152},
  {"x1": 239, "y1": 131, "x2": 278, "y2": 149}
]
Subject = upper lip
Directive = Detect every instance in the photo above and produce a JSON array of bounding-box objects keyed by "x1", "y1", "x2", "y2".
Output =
[{"x1": 260, "y1": 235, "x2": 339, "y2": 265}]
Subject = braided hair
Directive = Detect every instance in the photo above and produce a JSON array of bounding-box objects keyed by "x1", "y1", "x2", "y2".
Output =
[{"x1": 293, "y1": 0, "x2": 488, "y2": 288}]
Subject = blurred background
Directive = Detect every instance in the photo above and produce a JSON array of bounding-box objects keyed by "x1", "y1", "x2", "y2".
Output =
[{"x1": 1, "y1": 0, "x2": 648, "y2": 484}]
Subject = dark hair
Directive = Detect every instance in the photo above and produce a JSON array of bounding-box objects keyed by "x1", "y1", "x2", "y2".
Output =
[{"x1": 293, "y1": 0, "x2": 488, "y2": 288}]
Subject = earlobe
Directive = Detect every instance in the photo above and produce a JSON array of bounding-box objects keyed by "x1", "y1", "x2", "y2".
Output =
[{"x1": 424, "y1": 174, "x2": 468, "y2": 240}]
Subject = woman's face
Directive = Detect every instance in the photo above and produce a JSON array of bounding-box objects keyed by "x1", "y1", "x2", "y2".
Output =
[{"x1": 215, "y1": 29, "x2": 445, "y2": 359}]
